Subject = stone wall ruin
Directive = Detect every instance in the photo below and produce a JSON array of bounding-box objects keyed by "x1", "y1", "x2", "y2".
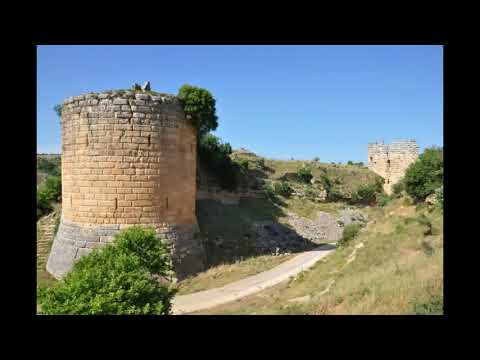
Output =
[
  {"x1": 367, "y1": 140, "x2": 419, "y2": 194},
  {"x1": 46, "y1": 89, "x2": 206, "y2": 280}
]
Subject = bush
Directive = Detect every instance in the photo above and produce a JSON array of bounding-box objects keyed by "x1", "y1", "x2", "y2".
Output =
[
  {"x1": 392, "y1": 179, "x2": 405, "y2": 198},
  {"x1": 304, "y1": 186, "x2": 317, "y2": 199},
  {"x1": 296, "y1": 166, "x2": 313, "y2": 183},
  {"x1": 236, "y1": 158, "x2": 249, "y2": 172},
  {"x1": 38, "y1": 227, "x2": 176, "y2": 315},
  {"x1": 37, "y1": 157, "x2": 61, "y2": 176},
  {"x1": 198, "y1": 134, "x2": 237, "y2": 190},
  {"x1": 273, "y1": 181, "x2": 293, "y2": 197},
  {"x1": 377, "y1": 193, "x2": 391, "y2": 207},
  {"x1": 338, "y1": 223, "x2": 361, "y2": 247},
  {"x1": 37, "y1": 175, "x2": 61, "y2": 219},
  {"x1": 413, "y1": 294, "x2": 443, "y2": 315},
  {"x1": 262, "y1": 183, "x2": 276, "y2": 201},
  {"x1": 351, "y1": 184, "x2": 377, "y2": 205},
  {"x1": 404, "y1": 147, "x2": 443, "y2": 202},
  {"x1": 416, "y1": 214, "x2": 433, "y2": 236},
  {"x1": 327, "y1": 188, "x2": 345, "y2": 202},
  {"x1": 177, "y1": 84, "x2": 218, "y2": 138}
]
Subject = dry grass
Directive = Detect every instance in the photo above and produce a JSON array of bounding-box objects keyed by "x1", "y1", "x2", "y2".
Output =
[
  {"x1": 192, "y1": 198, "x2": 443, "y2": 315},
  {"x1": 282, "y1": 197, "x2": 346, "y2": 219},
  {"x1": 176, "y1": 253, "x2": 296, "y2": 295}
]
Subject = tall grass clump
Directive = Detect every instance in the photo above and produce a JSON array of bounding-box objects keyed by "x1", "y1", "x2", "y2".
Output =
[{"x1": 338, "y1": 223, "x2": 361, "y2": 247}]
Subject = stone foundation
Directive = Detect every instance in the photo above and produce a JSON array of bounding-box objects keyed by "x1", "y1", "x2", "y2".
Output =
[{"x1": 46, "y1": 218, "x2": 205, "y2": 280}]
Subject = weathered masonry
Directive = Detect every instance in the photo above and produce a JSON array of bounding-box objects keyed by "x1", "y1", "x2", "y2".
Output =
[
  {"x1": 46, "y1": 89, "x2": 206, "y2": 280},
  {"x1": 367, "y1": 140, "x2": 419, "y2": 194}
]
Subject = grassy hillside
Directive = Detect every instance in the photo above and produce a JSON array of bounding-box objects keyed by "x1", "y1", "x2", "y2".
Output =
[
  {"x1": 191, "y1": 197, "x2": 443, "y2": 315},
  {"x1": 229, "y1": 151, "x2": 382, "y2": 199}
]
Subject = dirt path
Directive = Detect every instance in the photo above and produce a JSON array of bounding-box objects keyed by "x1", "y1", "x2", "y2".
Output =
[{"x1": 172, "y1": 243, "x2": 336, "y2": 314}]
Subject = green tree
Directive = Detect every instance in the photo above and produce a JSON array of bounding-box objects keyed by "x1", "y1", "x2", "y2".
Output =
[
  {"x1": 404, "y1": 147, "x2": 443, "y2": 202},
  {"x1": 38, "y1": 227, "x2": 176, "y2": 315},
  {"x1": 177, "y1": 84, "x2": 218, "y2": 138},
  {"x1": 198, "y1": 133, "x2": 237, "y2": 190}
]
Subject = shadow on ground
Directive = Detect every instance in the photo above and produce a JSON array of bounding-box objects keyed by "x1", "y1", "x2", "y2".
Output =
[{"x1": 196, "y1": 197, "x2": 324, "y2": 270}]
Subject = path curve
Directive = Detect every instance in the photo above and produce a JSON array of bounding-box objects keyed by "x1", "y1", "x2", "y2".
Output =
[{"x1": 172, "y1": 243, "x2": 336, "y2": 314}]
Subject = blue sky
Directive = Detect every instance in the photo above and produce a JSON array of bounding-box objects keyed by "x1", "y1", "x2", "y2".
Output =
[{"x1": 37, "y1": 45, "x2": 443, "y2": 163}]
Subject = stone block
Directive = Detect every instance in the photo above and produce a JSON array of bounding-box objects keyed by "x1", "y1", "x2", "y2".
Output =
[{"x1": 113, "y1": 98, "x2": 128, "y2": 105}]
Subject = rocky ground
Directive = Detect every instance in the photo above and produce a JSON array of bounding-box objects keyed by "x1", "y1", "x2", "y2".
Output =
[{"x1": 251, "y1": 208, "x2": 368, "y2": 255}]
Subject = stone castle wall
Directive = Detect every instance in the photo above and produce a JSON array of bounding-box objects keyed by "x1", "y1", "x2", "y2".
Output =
[
  {"x1": 367, "y1": 140, "x2": 419, "y2": 194},
  {"x1": 47, "y1": 90, "x2": 205, "y2": 280}
]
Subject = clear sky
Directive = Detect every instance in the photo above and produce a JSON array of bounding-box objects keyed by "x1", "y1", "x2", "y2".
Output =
[{"x1": 37, "y1": 45, "x2": 443, "y2": 163}]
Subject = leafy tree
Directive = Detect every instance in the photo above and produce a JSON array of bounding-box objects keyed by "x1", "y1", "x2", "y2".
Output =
[
  {"x1": 404, "y1": 147, "x2": 443, "y2": 202},
  {"x1": 37, "y1": 157, "x2": 61, "y2": 176},
  {"x1": 37, "y1": 175, "x2": 61, "y2": 219},
  {"x1": 38, "y1": 227, "x2": 176, "y2": 315},
  {"x1": 177, "y1": 84, "x2": 218, "y2": 138},
  {"x1": 198, "y1": 133, "x2": 237, "y2": 190}
]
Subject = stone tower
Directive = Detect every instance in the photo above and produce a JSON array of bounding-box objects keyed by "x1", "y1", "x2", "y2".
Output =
[
  {"x1": 46, "y1": 89, "x2": 206, "y2": 280},
  {"x1": 367, "y1": 140, "x2": 419, "y2": 194}
]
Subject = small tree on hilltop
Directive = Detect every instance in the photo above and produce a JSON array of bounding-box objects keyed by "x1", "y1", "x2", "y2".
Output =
[{"x1": 177, "y1": 84, "x2": 218, "y2": 138}]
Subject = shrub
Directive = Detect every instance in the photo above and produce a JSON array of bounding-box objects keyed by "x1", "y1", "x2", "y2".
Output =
[
  {"x1": 262, "y1": 183, "x2": 276, "y2": 201},
  {"x1": 297, "y1": 166, "x2": 313, "y2": 183},
  {"x1": 177, "y1": 84, "x2": 218, "y2": 138},
  {"x1": 327, "y1": 188, "x2": 345, "y2": 202},
  {"x1": 404, "y1": 147, "x2": 443, "y2": 202},
  {"x1": 198, "y1": 133, "x2": 237, "y2": 190},
  {"x1": 304, "y1": 186, "x2": 317, "y2": 199},
  {"x1": 413, "y1": 294, "x2": 443, "y2": 315},
  {"x1": 392, "y1": 179, "x2": 405, "y2": 198},
  {"x1": 37, "y1": 157, "x2": 61, "y2": 176},
  {"x1": 338, "y1": 223, "x2": 361, "y2": 247},
  {"x1": 319, "y1": 175, "x2": 332, "y2": 192},
  {"x1": 416, "y1": 214, "x2": 433, "y2": 236},
  {"x1": 38, "y1": 227, "x2": 176, "y2": 315},
  {"x1": 351, "y1": 184, "x2": 377, "y2": 205},
  {"x1": 236, "y1": 158, "x2": 249, "y2": 172},
  {"x1": 273, "y1": 181, "x2": 293, "y2": 197},
  {"x1": 256, "y1": 158, "x2": 266, "y2": 169},
  {"x1": 394, "y1": 223, "x2": 405, "y2": 234},
  {"x1": 313, "y1": 157, "x2": 320, "y2": 162},
  {"x1": 377, "y1": 193, "x2": 391, "y2": 207},
  {"x1": 37, "y1": 175, "x2": 61, "y2": 219}
]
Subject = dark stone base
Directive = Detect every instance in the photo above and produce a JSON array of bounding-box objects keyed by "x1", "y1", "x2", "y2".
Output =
[{"x1": 46, "y1": 218, "x2": 206, "y2": 280}]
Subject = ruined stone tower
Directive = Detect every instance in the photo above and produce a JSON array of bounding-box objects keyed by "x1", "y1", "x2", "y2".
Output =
[
  {"x1": 367, "y1": 140, "x2": 419, "y2": 194},
  {"x1": 46, "y1": 89, "x2": 205, "y2": 280}
]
